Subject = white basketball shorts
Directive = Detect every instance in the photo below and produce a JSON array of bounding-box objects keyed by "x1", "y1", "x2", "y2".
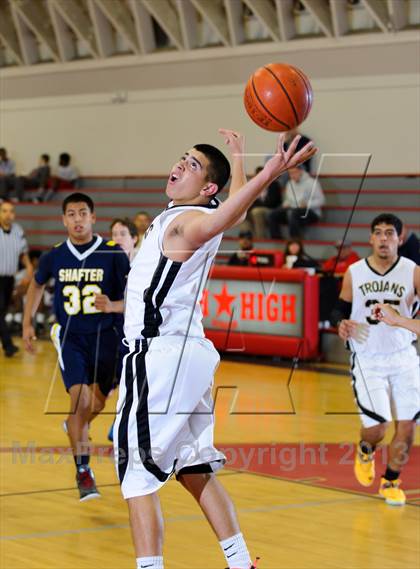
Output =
[
  {"x1": 113, "y1": 336, "x2": 226, "y2": 499},
  {"x1": 350, "y1": 345, "x2": 420, "y2": 428}
]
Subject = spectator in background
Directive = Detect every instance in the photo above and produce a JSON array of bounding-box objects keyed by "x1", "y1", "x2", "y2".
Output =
[
  {"x1": 132, "y1": 211, "x2": 152, "y2": 256},
  {"x1": 322, "y1": 239, "x2": 360, "y2": 275},
  {"x1": 0, "y1": 201, "x2": 33, "y2": 356},
  {"x1": 398, "y1": 224, "x2": 420, "y2": 265},
  {"x1": 106, "y1": 218, "x2": 139, "y2": 442},
  {"x1": 15, "y1": 154, "x2": 50, "y2": 203},
  {"x1": 247, "y1": 166, "x2": 282, "y2": 238},
  {"x1": 282, "y1": 239, "x2": 318, "y2": 270},
  {"x1": 42, "y1": 153, "x2": 79, "y2": 201},
  {"x1": 268, "y1": 166, "x2": 325, "y2": 239},
  {"x1": 110, "y1": 218, "x2": 139, "y2": 262},
  {"x1": 228, "y1": 230, "x2": 254, "y2": 266},
  {"x1": 0, "y1": 148, "x2": 17, "y2": 201}
]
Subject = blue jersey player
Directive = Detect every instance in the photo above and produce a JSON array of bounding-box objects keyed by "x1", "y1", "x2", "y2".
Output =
[{"x1": 23, "y1": 193, "x2": 130, "y2": 501}]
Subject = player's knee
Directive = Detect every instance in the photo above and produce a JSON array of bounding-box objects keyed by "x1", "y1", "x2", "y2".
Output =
[
  {"x1": 396, "y1": 421, "x2": 416, "y2": 443},
  {"x1": 377, "y1": 422, "x2": 389, "y2": 440},
  {"x1": 92, "y1": 399, "x2": 105, "y2": 415},
  {"x1": 364, "y1": 422, "x2": 388, "y2": 441}
]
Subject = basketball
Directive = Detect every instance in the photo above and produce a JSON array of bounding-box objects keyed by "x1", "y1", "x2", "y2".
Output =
[{"x1": 244, "y1": 62, "x2": 313, "y2": 132}]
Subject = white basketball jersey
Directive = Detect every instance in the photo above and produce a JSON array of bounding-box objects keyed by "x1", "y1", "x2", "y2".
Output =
[
  {"x1": 349, "y1": 257, "x2": 418, "y2": 355},
  {"x1": 124, "y1": 199, "x2": 222, "y2": 342}
]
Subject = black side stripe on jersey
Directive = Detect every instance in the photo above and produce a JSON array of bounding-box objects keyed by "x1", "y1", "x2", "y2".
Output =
[
  {"x1": 350, "y1": 353, "x2": 387, "y2": 424},
  {"x1": 135, "y1": 340, "x2": 176, "y2": 482},
  {"x1": 117, "y1": 343, "x2": 140, "y2": 483},
  {"x1": 152, "y1": 260, "x2": 182, "y2": 330},
  {"x1": 413, "y1": 410, "x2": 420, "y2": 422},
  {"x1": 141, "y1": 255, "x2": 168, "y2": 338},
  {"x1": 141, "y1": 255, "x2": 182, "y2": 338}
]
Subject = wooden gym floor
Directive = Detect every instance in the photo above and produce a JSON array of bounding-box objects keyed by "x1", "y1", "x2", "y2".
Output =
[{"x1": 1, "y1": 339, "x2": 419, "y2": 569}]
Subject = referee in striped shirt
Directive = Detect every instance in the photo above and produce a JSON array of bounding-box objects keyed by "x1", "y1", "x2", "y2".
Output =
[{"x1": 0, "y1": 201, "x2": 33, "y2": 357}]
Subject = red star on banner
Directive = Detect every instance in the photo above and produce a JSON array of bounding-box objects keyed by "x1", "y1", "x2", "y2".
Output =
[{"x1": 213, "y1": 283, "x2": 236, "y2": 317}]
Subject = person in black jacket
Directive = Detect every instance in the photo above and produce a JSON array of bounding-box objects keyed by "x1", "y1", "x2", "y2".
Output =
[
  {"x1": 247, "y1": 166, "x2": 282, "y2": 238},
  {"x1": 398, "y1": 225, "x2": 420, "y2": 265},
  {"x1": 282, "y1": 239, "x2": 319, "y2": 270},
  {"x1": 228, "y1": 230, "x2": 254, "y2": 266}
]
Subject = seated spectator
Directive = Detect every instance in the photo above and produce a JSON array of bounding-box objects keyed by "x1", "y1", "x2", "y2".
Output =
[
  {"x1": 14, "y1": 154, "x2": 50, "y2": 202},
  {"x1": 268, "y1": 167, "x2": 325, "y2": 239},
  {"x1": 282, "y1": 239, "x2": 319, "y2": 270},
  {"x1": 228, "y1": 230, "x2": 254, "y2": 266},
  {"x1": 322, "y1": 239, "x2": 360, "y2": 275},
  {"x1": 110, "y1": 218, "x2": 139, "y2": 263},
  {"x1": 0, "y1": 147, "x2": 17, "y2": 201},
  {"x1": 42, "y1": 153, "x2": 79, "y2": 201},
  {"x1": 247, "y1": 166, "x2": 282, "y2": 238},
  {"x1": 132, "y1": 211, "x2": 152, "y2": 256},
  {"x1": 398, "y1": 224, "x2": 420, "y2": 264}
]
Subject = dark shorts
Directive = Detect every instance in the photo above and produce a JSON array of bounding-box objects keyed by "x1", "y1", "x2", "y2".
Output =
[{"x1": 51, "y1": 324, "x2": 121, "y2": 396}]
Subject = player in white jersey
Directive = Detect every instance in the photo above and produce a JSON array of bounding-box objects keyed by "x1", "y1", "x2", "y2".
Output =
[
  {"x1": 114, "y1": 130, "x2": 316, "y2": 569},
  {"x1": 332, "y1": 213, "x2": 419, "y2": 506}
]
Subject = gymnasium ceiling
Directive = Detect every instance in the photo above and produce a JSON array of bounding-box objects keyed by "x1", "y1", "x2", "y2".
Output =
[{"x1": 0, "y1": 0, "x2": 419, "y2": 68}]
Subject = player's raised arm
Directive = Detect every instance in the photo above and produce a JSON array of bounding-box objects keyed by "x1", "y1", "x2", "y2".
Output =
[
  {"x1": 22, "y1": 277, "x2": 45, "y2": 353},
  {"x1": 181, "y1": 133, "x2": 316, "y2": 247},
  {"x1": 219, "y1": 129, "x2": 246, "y2": 196}
]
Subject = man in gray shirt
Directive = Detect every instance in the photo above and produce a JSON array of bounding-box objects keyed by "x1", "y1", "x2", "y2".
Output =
[
  {"x1": 268, "y1": 166, "x2": 325, "y2": 238},
  {"x1": 0, "y1": 201, "x2": 33, "y2": 356}
]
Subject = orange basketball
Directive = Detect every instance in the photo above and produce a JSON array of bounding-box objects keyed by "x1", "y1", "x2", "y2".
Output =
[{"x1": 244, "y1": 63, "x2": 313, "y2": 132}]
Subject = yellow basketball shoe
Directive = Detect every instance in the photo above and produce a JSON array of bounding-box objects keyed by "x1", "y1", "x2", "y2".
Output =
[
  {"x1": 379, "y1": 478, "x2": 406, "y2": 506},
  {"x1": 354, "y1": 446, "x2": 375, "y2": 487}
]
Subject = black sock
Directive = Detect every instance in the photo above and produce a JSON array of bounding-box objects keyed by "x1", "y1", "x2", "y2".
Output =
[
  {"x1": 384, "y1": 466, "x2": 399, "y2": 481},
  {"x1": 360, "y1": 440, "x2": 376, "y2": 455},
  {"x1": 74, "y1": 455, "x2": 90, "y2": 468}
]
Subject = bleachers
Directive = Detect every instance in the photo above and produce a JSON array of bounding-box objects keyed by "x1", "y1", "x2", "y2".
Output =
[{"x1": 15, "y1": 174, "x2": 419, "y2": 264}]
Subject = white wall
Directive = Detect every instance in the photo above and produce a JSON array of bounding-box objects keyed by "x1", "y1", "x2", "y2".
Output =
[{"x1": 1, "y1": 73, "x2": 419, "y2": 176}]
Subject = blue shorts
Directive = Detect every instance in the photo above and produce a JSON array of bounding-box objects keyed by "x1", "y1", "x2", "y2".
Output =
[{"x1": 51, "y1": 324, "x2": 121, "y2": 396}]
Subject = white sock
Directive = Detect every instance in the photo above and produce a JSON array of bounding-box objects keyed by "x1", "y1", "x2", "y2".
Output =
[
  {"x1": 220, "y1": 533, "x2": 251, "y2": 568},
  {"x1": 136, "y1": 556, "x2": 163, "y2": 569}
]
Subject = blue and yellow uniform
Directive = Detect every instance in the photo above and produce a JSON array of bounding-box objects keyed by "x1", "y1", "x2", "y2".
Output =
[{"x1": 35, "y1": 235, "x2": 130, "y2": 395}]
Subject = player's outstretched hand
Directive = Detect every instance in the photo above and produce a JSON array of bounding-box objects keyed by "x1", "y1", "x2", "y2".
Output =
[
  {"x1": 218, "y1": 129, "x2": 244, "y2": 159},
  {"x1": 265, "y1": 133, "x2": 317, "y2": 180},
  {"x1": 94, "y1": 294, "x2": 112, "y2": 313},
  {"x1": 23, "y1": 324, "x2": 37, "y2": 353},
  {"x1": 374, "y1": 303, "x2": 401, "y2": 326}
]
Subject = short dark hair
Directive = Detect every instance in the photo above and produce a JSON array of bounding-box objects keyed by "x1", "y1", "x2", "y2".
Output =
[
  {"x1": 110, "y1": 217, "x2": 138, "y2": 240},
  {"x1": 62, "y1": 192, "x2": 94, "y2": 213},
  {"x1": 193, "y1": 144, "x2": 231, "y2": 193},
  {"x1": 59, "y1": 153, "x2": 71, "y2": 166},
  {"x1": 41, "y1": 154, "x2": 50, "y2": 163},
  {"x1": 29, "y1": 249, "x2": 42, "y2": 261},
  {"x1": 371, "y1": 213, "x2": 402, "y2": 236},
  {"x1": 135, "y1": 211, "x2": 151, "y2": 218}
]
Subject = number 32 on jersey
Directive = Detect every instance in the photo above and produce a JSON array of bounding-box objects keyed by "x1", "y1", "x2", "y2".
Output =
[{"x1": 63, "y1": 284, "x2": 102, "y2": 315}]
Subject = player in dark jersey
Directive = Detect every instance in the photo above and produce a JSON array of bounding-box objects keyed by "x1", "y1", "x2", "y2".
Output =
[{"x1": 23, "y1": 193, "x2": 130, "y2": 501}]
